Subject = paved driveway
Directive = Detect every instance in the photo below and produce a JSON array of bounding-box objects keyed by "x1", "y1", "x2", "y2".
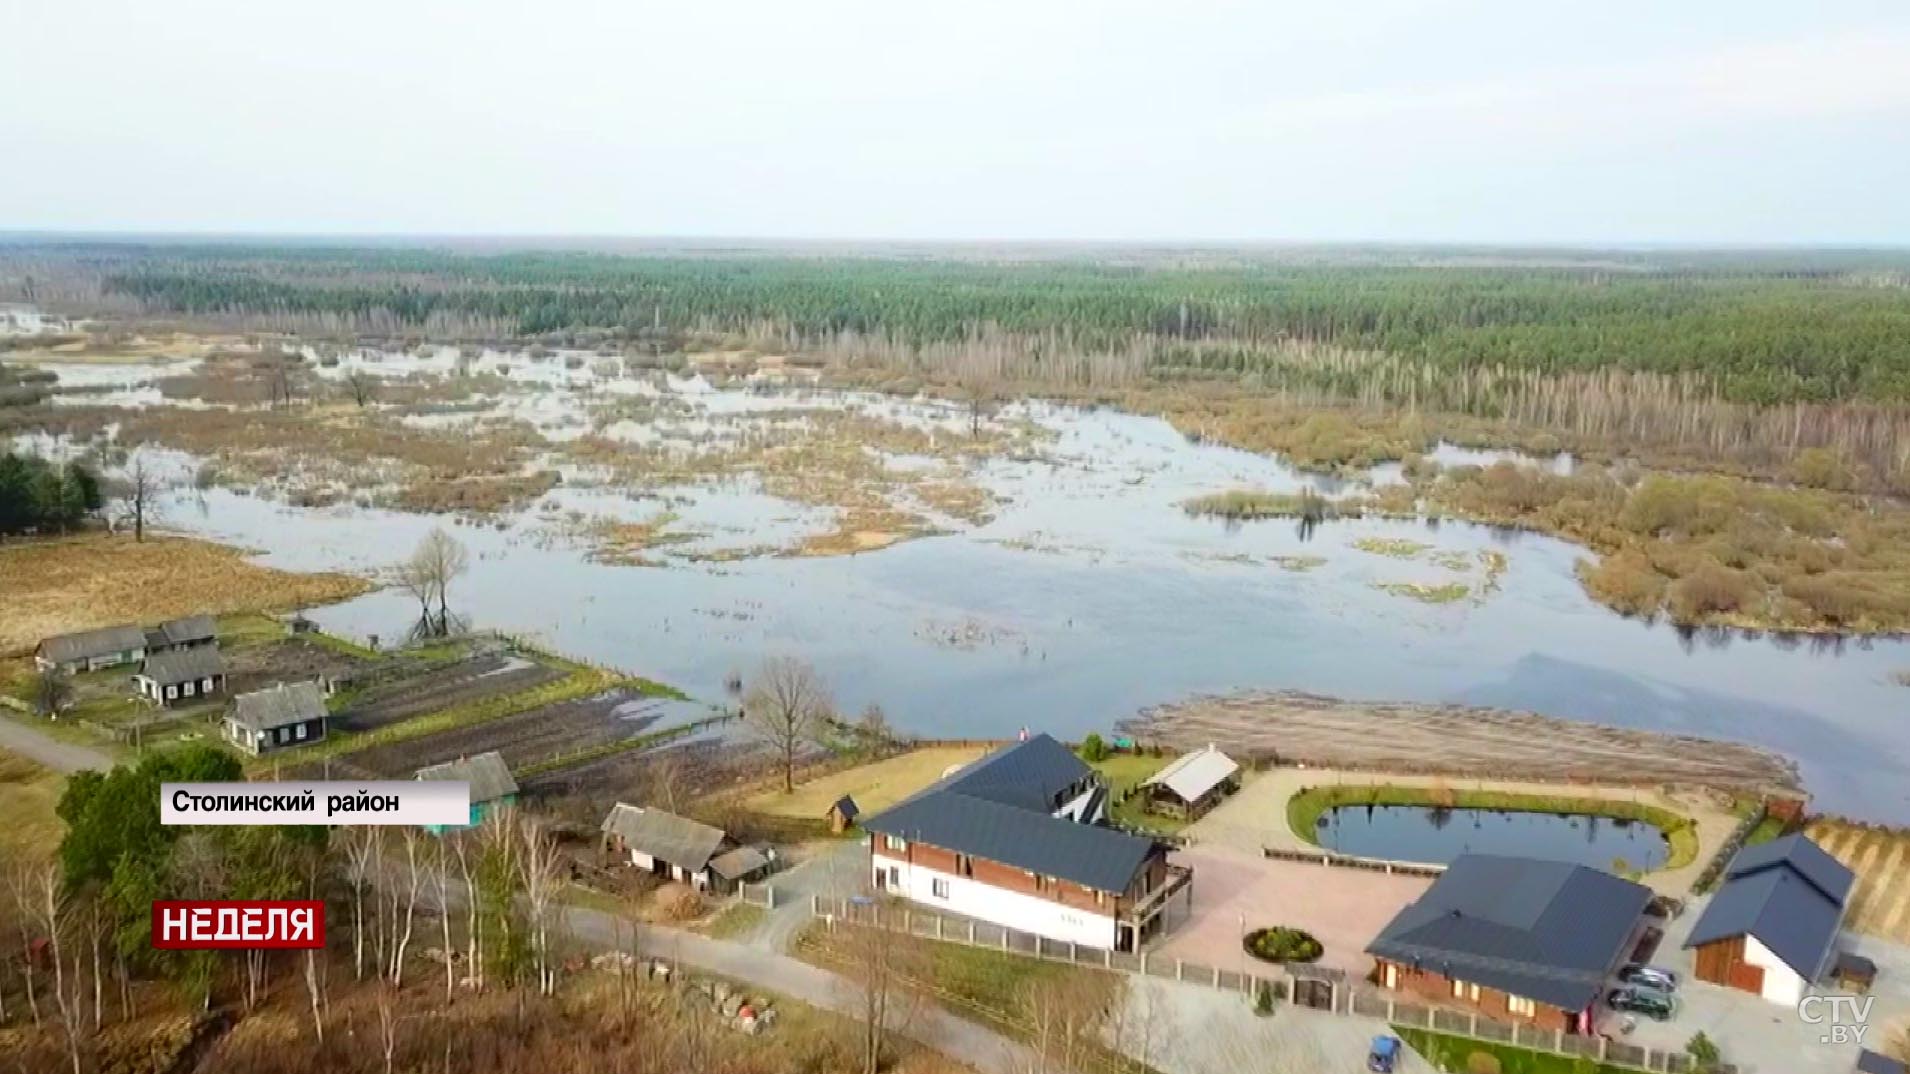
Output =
[
  {"x1": 1151, "y1": 845, "x2": 1429, "y2": 978},
  {"x1": 1114, "y1": 975, "x2": 1433, "y2": 1074},
  {"x1": 1594, "y1": 892, "x2": 1910, "y2": 1074}
]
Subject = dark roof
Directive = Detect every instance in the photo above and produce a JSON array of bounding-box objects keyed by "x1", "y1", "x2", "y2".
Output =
[
  {"x1": 228, "y1": 681, "x2": 328, "y2": 731},
  {"x1": 1366, "y1": 854, "x2": 1652, "y2": 1012},
  {"x1": 1684, "y1": 835, "x2": 1852, "y2": 979},
  {"x1": 861, "y1": 734, "x2": 1159, "y2": 893},
  {"x1": 416, "y1": 751, "x2": 519, "y2": 803},
  {"x1": 1859, "y1": 1050, "x2": 1909, "y2": 1074},
  {"x1": 708, "y1": 845, "x2": 770, "y2": 881},
  {"x1": 601, "y1": 804, "x2": 729, "y2": 873},
  {"x1": 38, "y1": 624, "x2": 148, "y2": 664},
  {"x1": 1725, "y1": 834, "x2": 1855, "y2": 904},
  {"x1": 139, "y1": 646, "x2": 224, "y2": 685},
  {"x1": 827, "y1": 795, "x2": 860, "y2": 820},
  {"x1": 148, "y1": 614, "x2": 217, "y2": 649}
]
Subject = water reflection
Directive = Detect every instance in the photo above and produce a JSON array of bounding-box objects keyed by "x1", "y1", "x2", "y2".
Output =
[{"x1": 1317, "y1": 804, "x2": 1670, "y2": 871}]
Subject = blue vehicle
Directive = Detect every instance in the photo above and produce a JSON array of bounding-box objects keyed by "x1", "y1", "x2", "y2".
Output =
[{"x1": 1367, "y1": 1035, "x2": 1402, "y2": 1073}]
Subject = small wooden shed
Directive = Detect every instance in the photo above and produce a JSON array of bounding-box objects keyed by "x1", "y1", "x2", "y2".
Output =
[{"x1": 825, "y1": 795, "x2": 860, "y2": 834}]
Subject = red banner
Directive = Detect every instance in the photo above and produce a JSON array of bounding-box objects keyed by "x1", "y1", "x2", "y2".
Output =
[{"x1": 150, "y1": 900, "x2": 326, "y2": 950}]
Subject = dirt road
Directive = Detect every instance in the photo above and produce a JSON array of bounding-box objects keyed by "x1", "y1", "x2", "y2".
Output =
[
  {"x1": 1119, "y1": 690, "x2": 1799, "y2": 793},
  {"x1": 0, "y1": 716, "x2": 109, "y2": 773}
]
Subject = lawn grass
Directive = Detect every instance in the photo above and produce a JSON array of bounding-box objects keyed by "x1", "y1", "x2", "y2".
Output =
[
  {"x1": 1287, "y1": 784, "x2": 1700, "y2": 872},
  {"x1": 1397, "y1": 1025, "x2": 1632, "y2": 1073},
  {"x1": 701, "y1": 902, "x2": 767, "y2": 941},
  {"x1": 1087, "y1": 752, "x2": 1179, "y2": 832},
  {"x1": 743, "y1": 745, "x2": 989, "y2": 819},
  {"x1": 0, "y1": 748, "x2": 64, "y2": 862},
  {"x1": 216, "y1": 611, "x2": 289, "y2": 648}
]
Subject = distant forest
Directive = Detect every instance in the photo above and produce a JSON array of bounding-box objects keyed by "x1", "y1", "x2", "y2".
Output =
[{"x1": 7, "y1": 242, "x2": 1910, "y2": 404}]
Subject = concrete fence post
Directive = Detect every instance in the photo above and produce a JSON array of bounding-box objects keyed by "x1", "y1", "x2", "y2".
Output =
[
  {"x1": 1553, "y1": 1029, "x2": 1564, "y2": 1053},
  {"x1": 936, "y1": 918, "x2": 945, "y2": 939},
  {"x1": 810, "y1": 894, "x2": 820, "y2": 914},
  {"x1": 1175, "y1": 959, "x2": 1184, "y2": 981},
  {"x1": 1069, "y1": 941, "x2": 1077, "y2": 961},
  {"x1": 1139, "y1": 952, "x2": 1148, "y2": 975},
  {"x1": 1103, "y1": 949, "x2": 1111, "y2": 969},
  {"x1": 1001, "y1": 930, "x2": 1010, "y2": 952},
  {"x1": 967, "y1": 921, "x2": 975, "y2": 943},
  {"x1": 1469, "y1": 1013, "x2": 1478, "y2": 1035},
  {"x1": 1387, "y1": 998, "x2": 1396, "y2": 1021}
]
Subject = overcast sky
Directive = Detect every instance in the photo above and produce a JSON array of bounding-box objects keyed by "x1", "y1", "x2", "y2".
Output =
[{"x1": 4, "y1": 0, "x2": 1907, "y2": 244}]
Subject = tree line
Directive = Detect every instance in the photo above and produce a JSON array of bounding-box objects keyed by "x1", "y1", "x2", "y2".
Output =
[
  {"x1": 0, "y1": 451, "x2": 102, "y2": 536},
  {"x1": 6, "y1": 243, "x2": 1908, "y2": 404}
]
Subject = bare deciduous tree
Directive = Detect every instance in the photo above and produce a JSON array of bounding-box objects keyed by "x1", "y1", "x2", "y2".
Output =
[
  {"x1": 397, "y1": 528, "x2": 470, "y2": 638},
  {"x1": 838, "y1": 912, "x2": 929, "y2": 1074},
  {"x1": 344, "y1": 369, "x2": 378, "y2": 407},
  {"x1": 390, "y1": 829, "x2": 423, "y2": 986},
  {"x1": 517, "y1": 814, "x2": 565, "y2": 996},
  {"x1": 117, "y1": 451, "x2": 169, "y2": 542},
  {"x1": 34, "y1": 665, "x2": 71, "y2": 719},
  {"x1": 1019, "y1": 970, "x2": 1107, "y2": 1074},
  {"x1": 741, "y1": 656, "x2": 833, "y2": 794}
]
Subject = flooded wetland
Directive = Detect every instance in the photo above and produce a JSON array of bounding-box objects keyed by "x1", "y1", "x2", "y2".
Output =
[{"x1": 10, "y1": 332, "x2": 1910, "y2": 822}]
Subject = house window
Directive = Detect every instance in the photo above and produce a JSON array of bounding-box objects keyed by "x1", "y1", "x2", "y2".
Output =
[
  {"x1": 1507, "y1": 995, "x2": 1536, "y2": 1017},
  {"x1": 1450, "y1": 980, "x2": 1480, "y2": 1002},
  {"x1": 1094, "y1": 890, "x2": 1106, "y2": 907},
  {"x1": 166, "y1": 685, "x2": 178, "y2": 700},
  {"x1": 1382, "y1": 964, "x2": 1399, "y2": 989},
  {"x1": 956, "y1": 854, "x2": 972, "y2": 877},
  {"x1": 295, "y1": 723, "x2": 308, "y2": 741},
  {"x1": 887, "y1": 867, "x2": 900, "y2": 888},
  {"x1": 883, "y1": 835, "x2": 907, "y2": 852},
  {"x1": 184, "y1": 681, "x2": 196, "y2": 697},
  {"x1": 931, "y1": 878, "x2": 950, "y2": 899}
]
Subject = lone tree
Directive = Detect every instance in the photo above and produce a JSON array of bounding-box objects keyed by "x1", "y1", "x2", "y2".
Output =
[
  {"x1": 116, "y1": 451, "x2": 169, "y2": 542},
  {"x1": 33, "y1": 665, "x2": 71, "y2": 719},
  {"x1": 395, "y1": 528, "x2": 469, "y2": 637},
  {"x1": 343, "y1": 370, "x2": 378, "y2": 407},
  {"x1": 742, "y1": 656, "x2": 833, "y2": 793}
]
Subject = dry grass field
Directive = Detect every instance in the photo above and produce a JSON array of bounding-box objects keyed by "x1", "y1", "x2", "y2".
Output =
[
  {"x1": 0, "y1": 748, "x2": 63, "y2": 861},
  {"x1": 745, "y1": 745, "x2": 988, "y2": 818},
  {"x1": 0, "y1": 533, "x2": 371, "y2": 655},
  {"x1": 1808, "y1": 819, "x2": 1910, "y2": 943}
]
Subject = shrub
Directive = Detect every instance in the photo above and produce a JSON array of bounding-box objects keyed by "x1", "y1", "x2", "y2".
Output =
[
  {"x1": 1665, "y1": 560, "x2": 1759, "y2": 622},
  {"x1": 1078, "y1": 733, "x2": 1109, "y2": 763},
  {"x1": 1686, "y1": 1031, "x2": 1721, "y2": 1066},
  {"x1": 1466, "y1": 1053, "x2": 1502, "y2": 1074},
  {"x1": 1242, "y1": 926, "x2": 1323, "y2": 964},
  {"x1": 1578, "y1": 549, "x2": 1666, "y2": 617}
]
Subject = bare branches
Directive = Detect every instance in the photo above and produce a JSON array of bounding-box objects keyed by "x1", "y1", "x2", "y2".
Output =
[
  {"x1": 741, "y1": 656, "x2": 833, "y2": 794},
  {"x1": 396, "y1": 527, "x2": 470, "y2": 638}
]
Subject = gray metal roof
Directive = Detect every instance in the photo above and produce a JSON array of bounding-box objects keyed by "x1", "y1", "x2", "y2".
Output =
[
  {"x1": 138, "y1": 646, "x2": 224, "y2": 685},
  {"x1": 1366, "y1": 854, "x2": 1652, "y2": 1012},
  {"x1": 1142, "y1": 745, "x2": 1240, "y2": 803},
  {"x1": 862, "y1": 734, "x2": 1160, "y2": 893},
  {"x1": 1859, "y1": 1050, "x2": 1908, "y2": 1074},
  {"x1": 708, "y1": 845, "x2": 770, "y2": 881},
  {"x1": 827, "y1": 795, "x2": 860, "y2": 820},
  {"x1": 1684, "y1": 835, "x2": 1852, "y2": 979},
  {"x1": 38, "y1": 624, "x2": 149, "y2": 664},
  {"x1": 1725, "y1": 834, "x2": 1855, "y2": 904},
  {"x1": 600, "y1": 803, "x2": 729, "y2": 874},
  {"x1": 228, "y1": 681, "x2": 328, "y2": 731},
  {"x1": 416, "y1": 751, "x2": 519, "y2": 804},
  {"x1": 149, "y1": 614, "x2": 218, "y2": 649}
]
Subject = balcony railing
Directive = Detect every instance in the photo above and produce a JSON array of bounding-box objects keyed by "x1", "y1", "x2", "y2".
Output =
[{"x1": 1122, "y1": 863, "x2": 1192, "y2": 922}]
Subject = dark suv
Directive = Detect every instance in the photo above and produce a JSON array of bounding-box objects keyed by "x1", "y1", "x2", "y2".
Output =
[{"x1": 1608, "y1": 985, "x2": 1677, "y2": 1021}]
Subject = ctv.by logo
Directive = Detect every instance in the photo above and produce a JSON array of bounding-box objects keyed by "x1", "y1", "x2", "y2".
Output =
[{"x1": 1798, "y1": 994, "x2": 1872, "y2": 1045}]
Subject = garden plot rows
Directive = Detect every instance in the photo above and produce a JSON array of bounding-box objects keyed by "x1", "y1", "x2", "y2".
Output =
[
  {"x1": 331, "y1": 652, "x2": 564, "y2": 732},
  {"x1": 522, "y1": 724, "x2": 769, "y2": 804},
  {"x1": 333, "y1": 687, "x2": 677, "y2": 777},
  {"x1": 1806, "y1": 819, "x2": 1910, "y2": 944},
  {"x1": 222, "y1": 637, "x2": 370, "y2": 696}
]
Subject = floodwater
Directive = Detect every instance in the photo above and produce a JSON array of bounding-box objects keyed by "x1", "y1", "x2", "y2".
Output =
[
  {"x1": 1315, "y1": 804, "x2": 1671, "y2": 871},
  {"x1": 15, "y1": 337, "x2": 1910, "y2": 822}
]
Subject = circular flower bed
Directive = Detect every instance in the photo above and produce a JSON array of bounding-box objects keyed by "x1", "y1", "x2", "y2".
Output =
[{"x1": 1242, "y1": 926, "x2": 1323, "y2": 964}]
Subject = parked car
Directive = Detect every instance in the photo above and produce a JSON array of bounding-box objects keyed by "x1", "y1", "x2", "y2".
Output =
[
  {"x1": 1367, "y1": 1035, "x2": 1402, "y2": 1073},
  {"x1": 1608, "y1": 986, "x2": 1678, "y2": 1021},
  {"x1": 1618, "y1": 964, "x2": 1681, "y2": 992}
]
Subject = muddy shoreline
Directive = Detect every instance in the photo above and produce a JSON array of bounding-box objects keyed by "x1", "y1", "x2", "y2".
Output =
[{"x1": 1118, "y1": 689, "x2": 1802, "y2": 795}]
